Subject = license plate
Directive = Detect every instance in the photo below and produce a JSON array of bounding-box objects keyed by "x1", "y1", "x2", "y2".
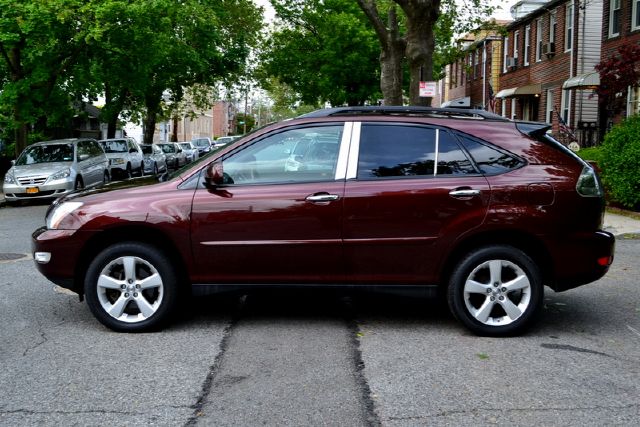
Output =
[{"x1": 26, "y1": 187, "x2": 39, "y2": 194}]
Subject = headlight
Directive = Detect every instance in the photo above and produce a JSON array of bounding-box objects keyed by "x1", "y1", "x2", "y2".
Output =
[
  {"x1": 49, "y1": 168, "x2": 71, "y2": 181},
  {"x1": 110, "y1": 158, "x2": 125, "y2": 165},
  {"x1": 47, "y1": 201, "x2": 83, "y2": 229},
  {"x1": 3, "y1": 169, "x2": 15, "y2": 184}
]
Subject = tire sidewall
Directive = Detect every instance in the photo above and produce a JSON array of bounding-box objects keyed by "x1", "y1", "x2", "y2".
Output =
[
  {"x1": 84, "y1": 242, "x2": 178, "y2": 332},
  {"x1": 448, "y1": 245, "x2": 543, "y2": 337}
]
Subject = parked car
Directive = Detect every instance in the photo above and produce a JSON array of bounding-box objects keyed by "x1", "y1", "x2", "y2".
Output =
[
  {"x1": 140, "y1": 144, "x2": 168, "y2": 175},
  {"x1": 99, "y1": 138, "x2": 144, "y2": 179},
  {"x1": 213, "y1": 136, "x2": 236, "y2": 148},
  {"x1": 178, "y1": 142, "x2": 198, "y2": 163},
  {"x1": 3, "y1": 138, "x2": 108, "y2": 203},
  {"x1": 191, "y1": 137, "x2": 213, "y2": 156},
  {"x1": 32, "y1": 107, "x2": 614, "y2": 335},
  {"x1": 157, "y1": 142, "x2": 187, "y2": 169}
]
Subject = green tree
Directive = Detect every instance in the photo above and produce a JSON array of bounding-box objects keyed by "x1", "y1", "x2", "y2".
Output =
[
  {"x1": 0, "y1": 0, "x2": 91, "y2": 156},
  {"x1": 262, "y1": 0, "x2": 381, "y2": 107}
]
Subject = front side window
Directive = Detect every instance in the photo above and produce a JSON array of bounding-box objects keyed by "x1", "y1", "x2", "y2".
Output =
[
  {"x1": 609, "y1": 0, "x2": 621, "y2": 37},
  {"x1": 565, "y1": 3, "x2": 574, "y2": 51},
  {"x1": 357, "y1": 124, "x2": 476, "y2": 179},
  {"x1": 223, "y1": 125, "x2": 342, "y2": 185}
]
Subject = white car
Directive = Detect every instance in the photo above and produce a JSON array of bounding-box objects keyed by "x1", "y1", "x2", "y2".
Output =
[
  {"x1": 178, "y1": 142, "x2": 199, "y2": 163},
  {"x1": 99, "y1": 138, "x2": 144, "y2": 179}
]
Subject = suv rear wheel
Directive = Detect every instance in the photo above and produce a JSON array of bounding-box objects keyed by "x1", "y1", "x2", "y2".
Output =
[
  {"x1": 84, "y1": 242, "x2": 178, "y2": 332},
  {"x1": 447, "y1": 245, "x2": 543, "y2": 336}
]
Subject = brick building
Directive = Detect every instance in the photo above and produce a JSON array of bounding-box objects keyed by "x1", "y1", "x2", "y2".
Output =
[
  {"x1": 600, "y1": 0, "x2": 640, "y2": 125},
  {"x1": 496, "y1": 0, "x2": 603, "y2": 146}
]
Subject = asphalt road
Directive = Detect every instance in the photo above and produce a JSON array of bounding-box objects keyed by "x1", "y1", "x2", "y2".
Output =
[{"x1": 0, "y1": 204, "x2": 638, "y2": 426}]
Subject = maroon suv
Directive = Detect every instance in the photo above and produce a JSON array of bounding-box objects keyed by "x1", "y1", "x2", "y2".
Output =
[{"x1": 32, "y1": 107, "x2": 615, "y2": 335}]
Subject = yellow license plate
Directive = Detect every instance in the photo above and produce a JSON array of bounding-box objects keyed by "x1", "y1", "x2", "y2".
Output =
[{"x1": 26, "y1": 187, "x2": 39, "y2": 194}]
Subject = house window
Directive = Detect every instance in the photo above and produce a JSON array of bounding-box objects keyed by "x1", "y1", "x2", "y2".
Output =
[
  {"x1": 546, "y1": 89, "x2": 554, "y2": 123},
  {"x1": 550, "y1": 11, "x2": 557, "y2": 44},
  {"x1": 475, "y1": 49, "x2": 480, "y2": 78},
  {"x1": 536, "y1": 19, "x2": 543, "y2": 62},
  {"x1": 565, "y1": 3, "x2": 574, "y2": 52},
  {"x1": 501, "y1": 99, "x2": 507, "y2": 118},
  {"x1": 524, "y1": 25, "x2": 531, "y2": 66},
  {"x1": 468, "y1": 53, "x2": 473, "y2": 81},
  {"x1": 609, "y1": 0, "x2": 621, "y2": 38},
  {"x1": 513, "y1": 30, "x2": 520, "y2": 64},
  {"x1": 511, "y1": 98, "x2": 517, "y2": 120},
  {"x1": 561, "y1": 90, "x2": 571, "y2": 125},
  {"x1": 628, "y1": 86, "x2": 640, "y2": 116},
  {"x1": 503, "y1": 36, "x2": 509, "y2": 72},
  {"x1": 634, "y1": 0, "x2": 640, "y2": 31}
]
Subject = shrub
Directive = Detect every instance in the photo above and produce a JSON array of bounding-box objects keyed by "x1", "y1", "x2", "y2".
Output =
[
  {"x1": 576, "y1": 146, "x2": 604, "y2": 164},
  {"x1": 600, "y1": 115, "x2": 640, "y2": 209}
]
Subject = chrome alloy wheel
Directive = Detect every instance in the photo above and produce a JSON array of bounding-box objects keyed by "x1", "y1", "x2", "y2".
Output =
[
  {"x1": 463, "y1": 259, "x2": 531, "y2": 327},
  {"x1": 96, "y1": 256, "x2": 164, "y2": 323}
]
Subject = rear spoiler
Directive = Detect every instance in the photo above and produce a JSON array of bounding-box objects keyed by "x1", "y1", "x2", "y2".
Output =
[{"x1": 515, "y1": 121, "x2": 551, "y2": 138}]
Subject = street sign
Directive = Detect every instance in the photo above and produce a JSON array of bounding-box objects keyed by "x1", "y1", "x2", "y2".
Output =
[{"x1": 419, "y1": 81, "x2": 437, "y2": 97}]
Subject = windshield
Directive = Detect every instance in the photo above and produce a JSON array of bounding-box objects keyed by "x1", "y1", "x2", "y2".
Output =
[
  {"x1": 192, "y1": 139, "x2": 210, "y2": 147},
  {"x1": 160, "y1": 144, "x2": 176, "y2": 154},
  {"x1": 101, "y1": 140, "x2": 128, "y2": 153},
  {"x1": 16, "y1": 144, "x2": 74, "y2": 165},
  {"x1": 179, "y1": 143, "x2": 192, "y2": 150}
]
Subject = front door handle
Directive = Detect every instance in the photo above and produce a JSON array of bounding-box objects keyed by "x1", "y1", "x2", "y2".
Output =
[
  {"x1": 306, "y1": 193, "x2": 340, "y2": 203},
  {"x1": 449, "y1": 188, "x2": 481, "y2": 198}
]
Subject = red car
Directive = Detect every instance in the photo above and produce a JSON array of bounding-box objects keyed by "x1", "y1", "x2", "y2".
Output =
[{"x1": 32, "y1": 107, "x2": 614, "y2": 335}]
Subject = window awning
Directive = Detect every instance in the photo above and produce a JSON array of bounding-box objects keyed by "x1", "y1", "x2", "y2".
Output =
[
  {"x1": 495, "y1": 84, "x2": 542, "y2": 98},
  {"x1": 562, "y1": 72, "x2": 600, "y2": 89}
]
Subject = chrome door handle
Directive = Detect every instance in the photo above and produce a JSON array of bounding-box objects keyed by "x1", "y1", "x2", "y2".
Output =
[
  {"x1": 449, "y1": 189, "x2": 481, "y2": 198},
  {"x1": 306, "y1": 194, "x2": 339, "y2": 202}
]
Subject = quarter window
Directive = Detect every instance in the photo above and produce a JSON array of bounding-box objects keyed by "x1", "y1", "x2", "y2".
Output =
[
  {"x1": 223, "y1": 125, "x2": 342, "y2": 184},
  {"x1": 457, "y1": 135, "x2": 524, "y2": 175},
  {"x1": 357, "y1": 125, "x2": 475, "y2": 179}
]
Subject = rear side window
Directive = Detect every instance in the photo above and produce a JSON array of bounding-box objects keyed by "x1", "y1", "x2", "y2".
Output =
[
  {"x1": 456, "y1": 134, "x2": 524, "y2": 175},
  {"x1": 357, "y1": 124, "x2": 476, "y2": 179}
]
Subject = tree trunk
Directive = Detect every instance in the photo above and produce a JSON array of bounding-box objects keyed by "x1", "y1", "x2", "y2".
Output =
[
  {"x1": 397, "y1": 0, "x2": 440, "y2": 106},
  {"x1": 142, "y1": 95, "x2": 161, "y2": 145},
  {"x1": 357, "y1": 1, "x2": 405, "y2": 105}
]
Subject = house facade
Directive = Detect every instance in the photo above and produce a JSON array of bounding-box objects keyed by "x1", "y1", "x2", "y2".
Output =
[{"x1": 497, "y1": 0, "x2": 603, "y2": 146}]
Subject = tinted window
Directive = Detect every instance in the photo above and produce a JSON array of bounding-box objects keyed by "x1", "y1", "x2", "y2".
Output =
[
  {"x1": 141, "y1": 145, "x2": 152, "y2": 155},
  {"x1": 357, "y1": 124, "x2": 476, "y2": 179},
  {"x1": 77, "y1": 141, "x2": 91, "y2": 159},
  {"x1": 457, "y1": 134, "x2": 524, "y2": 174},
  {"x1": 89, "y1": 141, "x2": 104, "y2": 157},
  {"x1": 16, "y1": 144, "x2": 74, "y2": 165},
  {"x1": 223, "y1": 125, "x2": 342, "y2": 184}
]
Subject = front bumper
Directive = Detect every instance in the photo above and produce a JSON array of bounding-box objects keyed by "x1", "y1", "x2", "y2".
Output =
[
  {"x1": 32, "y1": 226, "x2": 97, "y2": 293},
  {"x1": 4, "y1": 180, "x2": 74, "y2": 201}
]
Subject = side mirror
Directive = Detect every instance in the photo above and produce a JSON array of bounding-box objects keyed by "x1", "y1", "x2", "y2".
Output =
[
  {"x1": 11, "y1": 159, "x2": 15, "y2": 166},
  {"x1": 78, "y1": 154, "x2": 90, "y2": 161},
  {"x1": 204, "y1": 162, "x2": 224, "y2": 189}
]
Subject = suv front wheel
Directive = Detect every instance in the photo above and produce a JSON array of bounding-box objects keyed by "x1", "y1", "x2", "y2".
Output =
[
  {"x1": 447, "y1": 245, "x2": 543, "y2": 337},
  {"x1": 84, "y1": 242, "x2": 178, "y2": 332}
]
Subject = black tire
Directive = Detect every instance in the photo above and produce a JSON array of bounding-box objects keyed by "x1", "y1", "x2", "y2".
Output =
[
  {"x1": 447, "y1": 245, "x2": 543, "y2": 337},
  {"x1": 74, "y1": 177, "x2": 84, "y2": 190},
  {"x1": 125, "y1": 163, "x2": 132, "y2": 179},
  {"x1": 153, "y1": 162, "x2": 158, "y2": 176},
  {"x1": 84, "y1": 242, "x2": 179, "y2": 332},
  {"x1": 139, "y1": 161, "x2": 145, "y2": 176},
  {"x1": 103, "y1": 171, "x2": 110, "y2": 184}
]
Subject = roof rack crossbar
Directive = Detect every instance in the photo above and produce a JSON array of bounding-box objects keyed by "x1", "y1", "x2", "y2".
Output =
[{"x1": 299, "y1": 106, "x2": 509, "y2": 121}]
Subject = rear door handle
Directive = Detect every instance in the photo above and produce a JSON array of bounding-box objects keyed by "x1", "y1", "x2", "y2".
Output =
[
  {"x1": 306, "y1": 193, "x2": 340, "y2": 203},
  {"x1": 449, "y1": 188, "x2": 481, "y2": 198}
]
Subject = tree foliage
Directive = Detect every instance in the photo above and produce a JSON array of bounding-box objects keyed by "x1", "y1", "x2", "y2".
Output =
[
  {"x1": 261, "y1": 0, "x2": 381, "y2": 107},
  {"x1": 595, "y1": 44, "x2": 640, "y2": 115},
  {"x1": 600, "y1": 115, "x2": 640, "y2": 209},
  {"x1": 0, "y1": 0, "x2": 262, "y2": 151}
]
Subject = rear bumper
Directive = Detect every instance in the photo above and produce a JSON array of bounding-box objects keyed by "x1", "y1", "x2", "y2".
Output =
[{"x1": 547, "y1": 230, "x2": 615, "y2": 292}]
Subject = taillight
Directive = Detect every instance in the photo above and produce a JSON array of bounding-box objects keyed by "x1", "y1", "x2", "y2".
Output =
[{"x1": 576, "y1": 166, "x2": 603, "y2": 197}]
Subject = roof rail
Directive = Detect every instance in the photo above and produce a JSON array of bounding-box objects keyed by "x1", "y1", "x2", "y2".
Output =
[{"x1": 298, "y1": 106, "x2": 509, "y2": 121}]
